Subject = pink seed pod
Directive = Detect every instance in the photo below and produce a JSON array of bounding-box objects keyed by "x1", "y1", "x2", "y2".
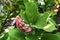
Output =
[
  {"x1": 15, "y1": 16, "x2": 24, "y2": 26},
  {"x1": 22, "y1": 26, "x2": 31, "y2": 33},
  {"x1": 15, "y1": 16, "x2": 31, "y2": 33}
]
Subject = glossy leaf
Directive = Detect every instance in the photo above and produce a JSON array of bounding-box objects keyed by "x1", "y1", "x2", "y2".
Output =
[
  {"x1": 41, "y1": 33, "x2": 60, "y2": 40},
  {"x1": 43, "y1": 18, "x2": 56, "y2": 32},
  {"x1": 0, "y1": 33, "x2": 8, "y2": 40},
  {"x1": 8, "y1": 28, "x2": 25, "y2": 40},
  {"x1": 24, "y1": 0, "x2": 40, "y2": 24},
  {"x1": 35, "y1": 11, "x2": 51, "y2": 29}
]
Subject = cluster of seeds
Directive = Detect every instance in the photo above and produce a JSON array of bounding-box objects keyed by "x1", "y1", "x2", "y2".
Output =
[{"x1": 15, "y1": 16, "x2": 31, "y2": 33}]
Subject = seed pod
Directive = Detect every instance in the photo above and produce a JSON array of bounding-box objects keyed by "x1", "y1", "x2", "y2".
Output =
[{"x1": 15, "y1": 16, "x2": 31, "y2": 33}]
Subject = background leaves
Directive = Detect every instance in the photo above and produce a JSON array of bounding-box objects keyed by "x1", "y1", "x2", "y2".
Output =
[{"x1": 0, "y1": 0, "x2": 60, "y2": 40}]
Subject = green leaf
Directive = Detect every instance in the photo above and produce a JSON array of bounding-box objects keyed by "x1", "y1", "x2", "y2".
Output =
[
  {"x1": 41, "y1": 33, "x2": 60, "y2": 40},
  {"x1": 43, "y1": 18, "x2": 56, "y2": 32},
  {"x1": 8, "y1": 28, "x2": 25, "y2": 40},
  {"x1": 25, "y1": 37, "x2": 30, "y2": 40},
  {"x1": 7, "y1": 37, "x2": 10, "y2": 40},
  {"x1": 35, "y1": 11, "x2": 51, "y2": 29},
  {"x1": 20, "y1": 10, "x2": 29, "y2": 23},
  {"x1": 25, "y1": 34, "x2": 38, "y2": 40},
  {"x1": 56, "y1": 32, "x2": 60, "y2": 39},
  {"x1": 24, "y1": 0, "x2": 40, "y2": 24},
  {"x1": 45, "y1": 0, "x2": 55, "y2": 10},
  {"x1": 0, "y1": 33, "x2": 8, "y2": 40},
  {"x1": 43, "y1": 24, "x2": 56, "y2": 32},
  {"x1": 25, "y1": 29, "x2": 43, "y2": 40},
  {"x1": 48, "y1": 18, "x2": 57, "y2": 26}
]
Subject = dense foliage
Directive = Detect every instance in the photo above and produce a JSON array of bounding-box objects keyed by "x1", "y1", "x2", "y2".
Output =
[{"x1": 0, "y1": 0, "x2": 60, "y2": 40}]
